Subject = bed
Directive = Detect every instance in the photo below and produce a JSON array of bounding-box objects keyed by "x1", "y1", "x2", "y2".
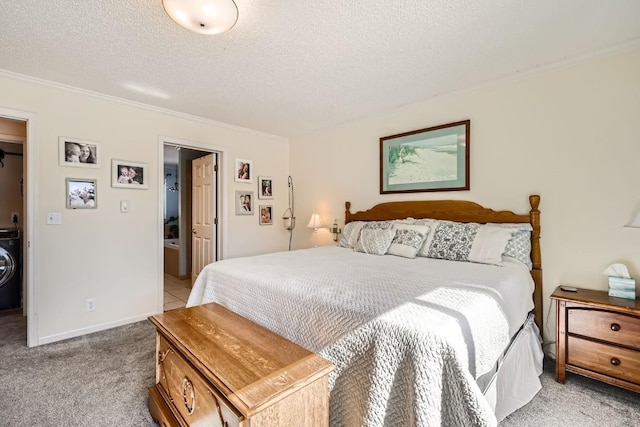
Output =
[{"x1": 186, "y1": 195, "x2": 544, "y2": 426}]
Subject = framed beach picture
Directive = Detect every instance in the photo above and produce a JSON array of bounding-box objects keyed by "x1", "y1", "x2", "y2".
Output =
[
  {"x1": 235, "y1": 190, "x2": 254, "y2": 215},
  {"x1": 259, "y1": 205, "x2": 273, "y2": 225},
  {"x1": 111, "y1": 159, "x2": 148, "y2": 189},
  {"x1": 258, "y1": 176, "x2": 273, "y2": 199},
  {"x1": 234, "y1": 158, "x2": 253, "y2": 183},
  {"x1": 380, "y1": 120, "x2": 470, "y2": 194},
  {"x1": 58, "y1": 137, "x2": 99, "y2": 168},
  {"x1": 66, "y1": 178, "x2": 97, "y2": 209}
]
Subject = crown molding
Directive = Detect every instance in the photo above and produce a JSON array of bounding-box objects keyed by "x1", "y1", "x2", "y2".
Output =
[{"x1": 0, "y1": 69, "x2": 288, "y2": 143}]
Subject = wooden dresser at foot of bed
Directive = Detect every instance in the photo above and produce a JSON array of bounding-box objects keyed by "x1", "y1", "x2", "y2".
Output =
[
  {"x1": 552, "y1": 286, "x2": 640, "y2": 393},
  {"x1": 148, "y1": 303, "x2": 335, "y2": 427}
]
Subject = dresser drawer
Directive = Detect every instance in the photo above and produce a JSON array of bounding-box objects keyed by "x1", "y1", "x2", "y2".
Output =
[
  {"x1": 157, "y1": 336, "x2": 242, "y2": 427},
  {"x1": 568, "y1": 307, "x2": 640, "y2": 350},
  {"x1": 567, "y1": 335, "x2": 640, "y2": 385},
  {"x1": 148, "y1": 385, "x2": 182, "y2": 427}
]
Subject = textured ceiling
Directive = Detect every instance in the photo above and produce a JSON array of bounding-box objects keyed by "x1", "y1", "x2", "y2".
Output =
[{"x1": 1, "y1": 0, "x2": 640, "y2": 138}]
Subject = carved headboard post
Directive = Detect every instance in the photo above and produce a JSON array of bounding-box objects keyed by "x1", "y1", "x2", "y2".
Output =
[
  {"x1": 529, "y1": 194, "x2": 543, "y2": 332},
  {"x1": 529, "y1": 195, "x2": 541, "y2": 270},
  {"x1": 345, "y1": 202, "x2": 352, "y2": 224}
]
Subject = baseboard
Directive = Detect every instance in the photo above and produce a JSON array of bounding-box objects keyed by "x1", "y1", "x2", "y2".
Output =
[{"x1": 37, "y1": 312, "x2": 157, "y2": 346}]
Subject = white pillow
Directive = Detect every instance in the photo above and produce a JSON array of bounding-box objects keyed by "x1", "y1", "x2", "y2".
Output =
[
  {"x1": 354, "y1": 228, "x2": 395, "y2": 255},
  {"x1": 338, "y1": 221, "x2": 366, "y2": 248},
  {"x1": 468, "y1": 225, "x2": 515, "y2": 266},
  {"x1": 387, "y1": 224, "x2": 431, "y2": 259}
]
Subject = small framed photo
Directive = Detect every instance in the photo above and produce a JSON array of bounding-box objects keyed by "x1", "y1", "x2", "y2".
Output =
[
  {"x1": 258, "y1": 176, "x2": 273, "y2": 199},
  {"x1": 66, "y1": 178, "x2": 97, "y2": 209},
  {"x1": 58, "y1": 137, "x2": 99, "y2": 168},
  {"x1": 111, "y1": 159, "x2": 148, "y2": 189},
  {"x1": 235, "y1": 190, "x2": 254, "y2": 215},
  {"x1": 259, "y1": 205, "x2": 273, "y2": 225},
  {"x1": 235, "y1": 158, "x2": 253, "y2": 183}
]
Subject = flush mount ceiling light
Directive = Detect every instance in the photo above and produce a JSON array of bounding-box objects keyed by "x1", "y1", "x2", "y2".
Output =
[{"x1": 163, "y1": 0, "x2": 238, "y2": 35}]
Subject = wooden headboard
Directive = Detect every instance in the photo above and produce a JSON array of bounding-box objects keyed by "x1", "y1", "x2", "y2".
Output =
[{"x1": 345, "y1": 195, "x2": 543, "y2": 332}]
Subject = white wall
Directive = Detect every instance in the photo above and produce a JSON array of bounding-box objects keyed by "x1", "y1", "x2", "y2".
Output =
[
  {"x1": 0, "y1": 74, "x2": 290, "y2": 344},
  {"x1": 289, "y1": 48, "x2": 640, "y2": 351}
]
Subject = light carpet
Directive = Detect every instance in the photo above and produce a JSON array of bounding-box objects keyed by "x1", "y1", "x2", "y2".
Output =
[{"x1": 1, "y1": 314, "x2": 638, "y2": 426}]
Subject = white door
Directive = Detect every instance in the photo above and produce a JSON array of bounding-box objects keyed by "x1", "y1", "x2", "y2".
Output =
[{"x1": 191, "y1": 154, "x2": 216, "y2": 285}]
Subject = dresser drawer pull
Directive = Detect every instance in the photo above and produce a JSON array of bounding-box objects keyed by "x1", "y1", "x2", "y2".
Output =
[
  {"x1": 610, "y1": 358, "x2": 621, "y2": 366},
  {"x1": 211, "y1": 392, "x2": 229, "y2": 427},
  {"x1": 182, "y1": 376, "x2": 196, "y2": 414},
  {"x1": 158, "y1": 348, "x2": 173, "y2": 364},
  {"x1": 610, "y1": 323, "x2": 621, "y2": 332},
  {"x1": 157, "y1": 348, "x2": 173, "y2": 384}
]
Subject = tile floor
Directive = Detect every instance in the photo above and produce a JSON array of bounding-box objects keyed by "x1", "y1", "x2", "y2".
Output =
[{"x1": 163, "y1": 273, "x2": 192, "y2": 311}]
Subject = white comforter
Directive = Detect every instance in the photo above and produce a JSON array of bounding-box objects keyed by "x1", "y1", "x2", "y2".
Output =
[{"x1": 187, "y1": 246, "x2": 535, "y2": 427}]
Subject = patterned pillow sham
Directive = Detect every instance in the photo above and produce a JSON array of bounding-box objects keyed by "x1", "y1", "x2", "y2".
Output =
[
  {"x1": 427, "y1": 221, "x2": 479, "y2": 261},
  {"x1": 353, "y1": 228, "x2": 395, "y2": 255},
  {"x1": 494, "y1": 223, "x2": 533, "y2": 270},
  {"x1": 387, "y1": 224, "x2": 431, "y2": 259},
  {"x1": 412, "y1": 219, "x2": 440, "y2": 257},
  {"x1": 426, "y1": 221, "x2": 514, "y2": 266},
  {"x1": 362, "y1": 220, "x2": 394, "y2": 230}
]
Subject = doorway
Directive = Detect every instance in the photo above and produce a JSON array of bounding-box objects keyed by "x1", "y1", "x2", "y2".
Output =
[
  {"x1": 160, "y1": 138, "x2": 220, "y2": 312},
  {"x1": 0, "y1": 123, "x2": 25, "y2": 316},
  {"x1": 0, "y1": 108, "x2": 36, "y2": 347}
]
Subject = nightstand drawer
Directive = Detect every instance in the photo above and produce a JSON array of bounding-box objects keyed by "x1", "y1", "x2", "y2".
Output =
[
  {"x1": 567, "y1": 335, "x2": 640, "y2": 385},
  {"x1": 568, "y1": 307, "x2": 640, "y2": 350}
]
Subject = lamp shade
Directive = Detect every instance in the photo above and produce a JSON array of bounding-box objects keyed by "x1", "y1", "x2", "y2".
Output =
[
  {"x1": 307, "y1": 213, "x2": 323, "y2": 230},
  {"x1": 163, "y1": 0, "x2": 238, "y2": 35},
  {"x1": 626, "y1": 203, "x2": 640, "y2": 228}
]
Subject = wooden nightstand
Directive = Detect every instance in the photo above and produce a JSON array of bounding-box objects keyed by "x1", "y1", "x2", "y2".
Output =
[{"x1": 551, "y1": 286, "x2": 640, "y2": 393}]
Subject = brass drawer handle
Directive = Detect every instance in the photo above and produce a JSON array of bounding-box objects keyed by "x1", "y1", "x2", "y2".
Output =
[
  {"x1": 208, "y1": 390, "x2": 229, "y2": 427},
  {"x1": 182, "y1": 377, "x2": 196, "y2": 414},
  {"x1": 158, "y1": 348, "x2": 173, "y2": 364},
  {"x1": 610, "y1": 358, "x2": 621, "y2": 366},
  {"x1": 610, "y1": 323, "x2": 621, "y2": 332}
]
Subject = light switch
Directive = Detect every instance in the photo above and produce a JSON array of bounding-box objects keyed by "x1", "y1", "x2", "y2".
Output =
[
  {"x1": 46, "y1": 212, "x2": 62, "y2": 225},
  {"x1": 120, "y1": 200, "x2": 129, "y2": 213}
]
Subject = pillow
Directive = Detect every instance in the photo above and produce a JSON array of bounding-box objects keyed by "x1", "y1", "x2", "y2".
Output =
[
  {"x1": 353, "y1": 228, "x2": 395, "y2": 255},
  {"x1": 413, "y1": 219, "x2": 440, "y2": 257},
  {"x1": 387, "y1": 223, "x2": 431, "y2": 259},
  {"x1": 361, "y1": 220, "x2": 394, "y2": 230},
  {"x1": 338, "y1": 221, "x2": 365, "y2": 248},
  {"x1": 494, "y1": 223, "x2": 533, "y2": 270},
  {"x1": 467, "y1": 225, "x2": 515, "y2": 266},
  {"x1": 427, "y1": 221, "x2": 479, "y2": 262},
  {"x1": 427, "y1": 221, "x2": 514, "y2": 266}
]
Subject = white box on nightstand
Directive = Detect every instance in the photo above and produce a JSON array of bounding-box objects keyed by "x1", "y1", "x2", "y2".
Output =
[{"x1": 608, "y1": 276, "x2": 636, "y2": 300}]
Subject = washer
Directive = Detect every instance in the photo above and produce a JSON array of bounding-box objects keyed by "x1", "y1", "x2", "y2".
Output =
[{"x1": 0, "y1": 228, "x2": 21, "y2": 311}]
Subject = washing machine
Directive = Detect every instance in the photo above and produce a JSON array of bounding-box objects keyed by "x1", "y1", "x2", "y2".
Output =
[{"x1": 0, "y1": 228, "x2": 21, "y2": 311}]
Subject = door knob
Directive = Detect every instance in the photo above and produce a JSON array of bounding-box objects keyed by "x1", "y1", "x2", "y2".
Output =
[{"x1": 192, "y1": 228, "x2": 197, "y2": 234}]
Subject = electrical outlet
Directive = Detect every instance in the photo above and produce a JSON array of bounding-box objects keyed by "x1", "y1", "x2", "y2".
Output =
[
  {"x1": 86, "y1": 298, "x2": 96, "y2": 312},
  {"x1": 11, "y1": 212, "x2": 19, "y2": 224}
]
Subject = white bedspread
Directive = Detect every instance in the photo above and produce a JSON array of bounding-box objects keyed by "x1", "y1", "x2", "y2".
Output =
[{"x1": 187, "y1": 246, "x2": 535, "y2": 427}]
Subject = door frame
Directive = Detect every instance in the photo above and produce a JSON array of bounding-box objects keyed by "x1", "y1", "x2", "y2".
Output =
[
  {"x1": 157, "y1": 136, "x2": 225, "y2": 313},
  {"x1": 0, "y1": 106, "x2": 38, "y2": 347}
]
